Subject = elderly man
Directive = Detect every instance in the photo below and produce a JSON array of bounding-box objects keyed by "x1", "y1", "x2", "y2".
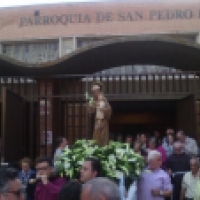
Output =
[
  {"x1": 177, "y1": 130, "x2": 198, "y2": 156},
  {"x1": 137, "y1": 150, "x2": 172, "y2": 200},
  {"x1": 180, "y1": 157, "x2": 200, "y2": 200},
  {"x1": 166, "y1": 141, "x2": 190, "y2": 200},
  {"x1": 81, "y1": 177, "x2": 121, "y2": 200},
  {"x1": 0, "y1": 167, "x2": 25, "y2": 200}
]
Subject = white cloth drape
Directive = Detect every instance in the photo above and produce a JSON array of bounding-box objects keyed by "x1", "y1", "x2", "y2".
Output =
[
  {"x1": 126, "y1": 182, "x2": 137, "y2": 200},
  {"x1": 118, "y1": 174, "x2": 137, "y2": 200}
]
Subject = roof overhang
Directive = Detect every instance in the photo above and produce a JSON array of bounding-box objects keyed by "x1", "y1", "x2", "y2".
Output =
[{"x1": 0, "y1": 36, "x2": 200, "y2": 76}]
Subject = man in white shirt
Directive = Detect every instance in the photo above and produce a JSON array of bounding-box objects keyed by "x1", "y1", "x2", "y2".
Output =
[
  {"x1": 53, "y1": 137, "x2": 68, "y2": 164},
  {"x1": 180, "y1": 157, "x2": 200, "y2": 200}
]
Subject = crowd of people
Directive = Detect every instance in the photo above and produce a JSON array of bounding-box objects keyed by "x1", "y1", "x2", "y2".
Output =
[
  {"x1": 0, "y1": 128, "x2": 200, "y2": 200},
  {"x1": 120, "y1": 128, "x2": 200, "y2": 200}
]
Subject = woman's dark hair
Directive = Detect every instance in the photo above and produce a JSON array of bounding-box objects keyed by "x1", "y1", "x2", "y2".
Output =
[
  {"x1": 35, "y1": 157, "x2": 53, "y2": 167},
  {"x1": 0, "y1": 168, "x2": 18, "y2": 193},
  {"x1": 56, "y1": 137, "x2": 66, "y2": 148},
  {"x1": 59, "y1": 180, "x2": 82, "y2": 200}
]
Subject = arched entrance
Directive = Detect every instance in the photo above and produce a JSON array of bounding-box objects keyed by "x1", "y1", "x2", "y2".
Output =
[{"x1": 0, "y1": 36, "x2": 200, "y2": 161}]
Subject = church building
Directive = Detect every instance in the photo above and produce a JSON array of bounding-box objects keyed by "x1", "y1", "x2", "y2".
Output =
[{"x1": 0, "y1": 0, "x2": 200, "y2": 162}]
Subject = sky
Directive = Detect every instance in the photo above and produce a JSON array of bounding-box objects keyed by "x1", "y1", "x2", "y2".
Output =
[
  {"x1": 0, "y1": 0, "x2": 100, "y2": 7},
  {"x1": 0, "y1": 0, "x2": 197, "y2": 8}
]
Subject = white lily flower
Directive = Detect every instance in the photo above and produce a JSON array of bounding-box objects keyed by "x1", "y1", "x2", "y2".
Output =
[
  {"x1": 135, "y1": 169, "x2": 141, "y2": 175},
  {"x1": 78, "y1": 161, "x2": 84, "y2": 166},
  {"x1": 64, "y1": 162, "x2": 70, "y2": 169},
  {"x1": 128, "y1": 158, "x2": 136, "y2": 162},
  {"x1": 116, "y1": 149, "x2": 125, "y2": 158},
  {"x1": 108, "y1": 154, "x2": 116, "y2": 161}
]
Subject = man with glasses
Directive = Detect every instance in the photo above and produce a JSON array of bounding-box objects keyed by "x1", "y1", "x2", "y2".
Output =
[
  {"x1": 166, "y1": 142, "x2": 190, "y2": 200},
  {"x1": 0, "y1": 167, "x2": 25, "y2": 200},
  {"x1": 33, "y1": 157, "x2": 66, "y2": 200}
]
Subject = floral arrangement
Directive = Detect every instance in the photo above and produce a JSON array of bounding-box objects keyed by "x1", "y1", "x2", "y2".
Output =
[
  {"x1": 54, "y1": 140, "x2": 145, "y2": 187},
  {"x1": 54, "y1": 140, "x2": 100, "y2": 178}
]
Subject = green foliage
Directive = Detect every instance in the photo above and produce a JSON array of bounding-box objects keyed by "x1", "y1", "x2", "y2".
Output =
[{"x1": 55, "y1": 140, "x2": 145, "y2": 187}]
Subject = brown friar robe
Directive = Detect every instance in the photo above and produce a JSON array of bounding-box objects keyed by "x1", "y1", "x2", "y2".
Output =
[{"x1": 88, "y1": 93, "x2": 112, "y2": 146}]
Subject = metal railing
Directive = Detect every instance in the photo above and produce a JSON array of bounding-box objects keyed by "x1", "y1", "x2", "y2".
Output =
[{"x1": 0, "y1": 71, "x2": 200, "y2": 159}]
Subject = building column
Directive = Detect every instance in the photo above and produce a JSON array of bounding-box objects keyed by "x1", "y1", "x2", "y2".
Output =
[
  {"x1": 196, "y1": 33, "x2": 200, "y2": 44},
  {"x1": 0, "y1": 43, "x2": 2, "y2": 54},
  {"x1": 59, "y1": 37, "x2": 62, "y2": 58},
  {"x1": 73, "y1": 37, "x2": 77, "y2": 50}
]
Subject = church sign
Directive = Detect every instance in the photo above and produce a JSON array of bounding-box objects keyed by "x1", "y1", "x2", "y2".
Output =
[
  {"x1": 20, "y1": 9, "x2": 200, "y2": 27},
  {"x1": 0, "y1": 1, "x2": 200, "y2": 40}
]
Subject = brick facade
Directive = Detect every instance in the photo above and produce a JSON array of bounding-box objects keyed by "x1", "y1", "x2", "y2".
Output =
[
  {"x1": 0, "y1": 1, "x2": 200, "y2": 40},
  {"x1": 1, "y1": 1, "x2": 200, "y2": 157}
]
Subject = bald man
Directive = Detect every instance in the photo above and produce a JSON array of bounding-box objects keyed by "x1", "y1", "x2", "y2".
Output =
[
  {"x1": 81, "y1": 178, "x2": 121, "y2": 200},
  {"x1": 166, "y1": 142, "x2": 190, "y2": 200}
]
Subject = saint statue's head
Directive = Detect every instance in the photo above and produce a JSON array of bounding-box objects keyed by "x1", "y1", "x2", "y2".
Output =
[{"x1": 91, "y1": 82, "x2": 103, "y2": 99}]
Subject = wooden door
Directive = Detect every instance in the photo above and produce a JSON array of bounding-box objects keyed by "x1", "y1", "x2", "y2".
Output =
[
  {"x1": 177, "y1": 94, "x2": 197, "y2": 138},
  {"x1": 65, "y1": 102, "x2": 87, "y2": 145},
  {"x1": 1, "y1": 87, "x2": 27, "y2": 164}
]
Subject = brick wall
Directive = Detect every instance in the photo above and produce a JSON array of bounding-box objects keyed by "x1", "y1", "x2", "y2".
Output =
[{"x1": 0, "y1": 1, "x2": 200, "y2": 40}]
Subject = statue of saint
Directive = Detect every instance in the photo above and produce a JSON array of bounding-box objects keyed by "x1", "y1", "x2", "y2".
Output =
[{"x1": 88, "y1": 82, "x2": 112, "y2": 146}]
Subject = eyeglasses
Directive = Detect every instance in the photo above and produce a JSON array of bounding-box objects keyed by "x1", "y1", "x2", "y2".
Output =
[{"x1": 6, "y1": 188, "x2": 25, "y2": 197}]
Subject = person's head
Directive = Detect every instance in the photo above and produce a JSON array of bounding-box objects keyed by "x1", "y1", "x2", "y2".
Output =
[
  {"x1": 166, "y1": 134, "x2": 174, "y2": 145},
  {"x1": 190, "y1": 157, "x2": 200, "y2": 174},
  {"x1": 59, "y1": 180, "x2": 82, "y2": 200},
  {"x1": 140, "y1": 133, "x2": 147, "y2": 144},
  {"x1": 56, "y1": 137, "x2": 68, "y2": 149},
  {"x1": 81, "y1": 177, "x2": 121, "y2": 200},
  {"x1": 154, "y1": 131, "x2": 160, "y2": 138},
  {"x1": 20, "y1": 157, "x2": 32, "y2": 172},
  {"x1": 147, "y1": 150, "x2": 162, "y2": 170},
  {"x1": 148, "y1": 137, "x2": 157, "y2": 149},
  {"x1": 133, "y1": 140, "x2": 141, "y2": 152},
  {"x1": 35, "y1": 157, "x2": 54, "y2": 178},
  {"x1": 80, "y1": 157, "x2": 101, "y2": 183},
  {"x1": 166, "y1": 128, "x2": 175, "y2": 136},
  {"x1": 173, "y1": 141, "x2": 184, "y2": 154},
  {"x1": 0, "y1": 168, "x2": 24, "y2": 200},
  {"x1": 125, "y1": 135, "x2": 132, "y2": 145},
  {"x1": 176, "y1": 130, "x2": 186, "y2": 143},
  {"x1": 91, "y1": 83, "x2": 102, "y2": 99},
  {"x1": 116, "y1": 134, "x2": 122, "y2": 142}
]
